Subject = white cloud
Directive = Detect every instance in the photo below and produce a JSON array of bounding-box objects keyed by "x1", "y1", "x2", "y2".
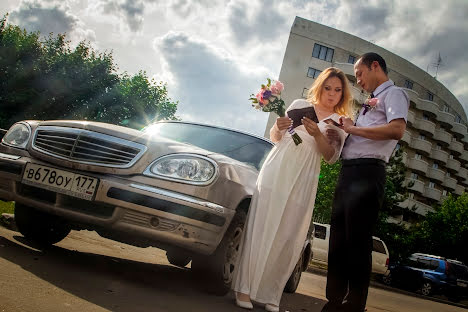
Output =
[
  {"x1": 1, "y1": 0, "x2": 467, "y2": 130},
  {"x1": 153, "y1": 31, "x2": 271, "y2": 135}
]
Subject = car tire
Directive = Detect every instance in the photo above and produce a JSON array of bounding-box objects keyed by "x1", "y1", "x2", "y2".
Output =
[
  {"x1": 420, "y1": 281, "x2": 433, "y2": 296},
  {"x1": 284, "y1": 253, "x2": 303, "y2": 293},
  {"x1": 192, "y1": 209, "x2": 246, "y2": 296},
  {"x1": 166, "y1": 250, "x2": 191, "y2": 267},
  {"x1": 15, "y1": 203, "x2": 71, "y2": 246},
  {"x1": 382, "y1": 272, "x2": 392, "y2": 285}
]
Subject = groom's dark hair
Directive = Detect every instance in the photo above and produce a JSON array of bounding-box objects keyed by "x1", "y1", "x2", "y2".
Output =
[{"x1": 359, "y1": 52, "x2": 388, "y2": 75}]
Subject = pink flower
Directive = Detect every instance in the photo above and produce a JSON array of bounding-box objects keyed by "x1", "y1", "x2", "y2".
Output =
[
  {"x1": 367, "y1": 98, "x2": 379, "y2": 108},
  {"x1": 273, "y1": 80, "x2": 284, "y2": 93}
]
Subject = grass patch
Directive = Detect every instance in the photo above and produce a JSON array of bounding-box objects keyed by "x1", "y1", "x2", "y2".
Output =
[{"x1": 0, "y1": 200, "x2": 15, "y2": 214}]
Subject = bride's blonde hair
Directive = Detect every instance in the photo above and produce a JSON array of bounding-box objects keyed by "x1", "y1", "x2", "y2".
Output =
[{"x1": 307, "y1": 67, "x2": 352, "y2": 117}]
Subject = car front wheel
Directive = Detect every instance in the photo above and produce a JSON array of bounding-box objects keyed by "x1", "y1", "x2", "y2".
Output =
[
  {"x1": 15, "y1": 203, "x2": 71, "y2": 246},
  {"x1": 192, "y1": 209, "x2": 246, "y2": 296}
]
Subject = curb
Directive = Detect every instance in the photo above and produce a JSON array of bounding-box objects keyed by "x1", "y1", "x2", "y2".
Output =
[{"x1": 306, "y1": 264, "x2": 468, "y2": 309}]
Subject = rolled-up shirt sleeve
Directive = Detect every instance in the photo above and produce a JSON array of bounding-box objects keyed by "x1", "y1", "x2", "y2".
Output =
[{"x1": 385, "y1": 88, "x2": 409, "y2": 123}]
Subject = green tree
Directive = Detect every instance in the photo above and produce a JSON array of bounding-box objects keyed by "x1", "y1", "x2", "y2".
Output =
[
  {"x1": 411, "y1": 193, "x2": 468, "y2": 263},
  {"x1": 0, "y1": 15, "x2": 178, "y2": 130},
  {"x1": 313, "y1": 160, "x2": 341, "y2": 223}
]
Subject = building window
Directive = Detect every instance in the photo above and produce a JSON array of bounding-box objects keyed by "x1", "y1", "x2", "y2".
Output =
[
  {"x1": 427, "y1": 92, "x2": 434, "y2": 101},
  {"x1": 415, "y1": 153, "x2": 422, "y2": 160},
  {"x1": 408, "y1": 193, "x2": 414, "y2": 199},
  {"x1": 428, "y1": 182, "x2": 435, "y2": 188},
  {"x1": 348, "y1": 55, "x2": 356, "y2": 64},
  {"x1": 411, "y1": 172, "x2": 419, "y2": 179},
  {"x1": 395, "y1": 143, "x2": 401, "y2": 151},
  {"x1": 432, "y1": 163, "x2": 438, "y2": 169},
  {"x1": 307, "y1": 67, "x2": 322, "y2": 79},
  {"x1": 442, "y1": 190, "x2": 447, "y2": 196},
  {"x1": 312, "y1": 43, "x2": 334, "y2": 62},
  {"x1": 302, "y1": 88, "x2": 309, "y2": 98},
  {"x1": 436, "y1": 144, "x2": 442, "y2": 150},
  {"x1": 443, "y1": 105, "x2": 450, "y2": 113},
  {"x1": 447, "y1": 172, "x2": 451, "y2": 177},
  {"x1": 455, "y1": 114, "x2": 462, "y2": 123},
  {"x1": 449, "y1": 154, "x2": 454, "y2": 159},
  {"x1": 404, "y1": 79, "x2": 413, "y2": 89},
  {"x1": 423, "y1": 114, "x2": 430, "y2": 121},
  {"x1": 419, "y1": 134, "x2": 426, "y2": 140}
]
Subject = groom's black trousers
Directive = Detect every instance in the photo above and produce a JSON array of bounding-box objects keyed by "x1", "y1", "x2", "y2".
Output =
[{"x1": 322, "y1": 158, "x2": 386, "y2": 312}]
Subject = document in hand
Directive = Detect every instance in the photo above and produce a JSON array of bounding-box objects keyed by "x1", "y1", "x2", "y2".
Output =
[{"x1": 287, "y1": 106, "x2": 319, "y2": 129}]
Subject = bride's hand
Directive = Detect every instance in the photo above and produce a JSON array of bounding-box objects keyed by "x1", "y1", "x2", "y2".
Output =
[
  {"x1": 302, "y1": 117, "x2": 320, "y2": 137},
  {"x1": 275, "y1": 117, "x2": 292, "y2": 131}
]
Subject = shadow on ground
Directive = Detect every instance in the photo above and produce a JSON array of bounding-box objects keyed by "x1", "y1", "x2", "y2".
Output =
[{"x1": 0, "y1": 233, "x2": 326, "y2": 312}]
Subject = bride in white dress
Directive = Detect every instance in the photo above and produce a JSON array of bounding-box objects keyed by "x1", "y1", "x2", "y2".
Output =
[{"x1": 232, "y1": 67, "x2": 353, "y2": 311}]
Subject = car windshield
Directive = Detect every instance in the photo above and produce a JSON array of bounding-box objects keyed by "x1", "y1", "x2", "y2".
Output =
[{"x1": 143, "y1": 122, "x2": 273, "y2": 170}]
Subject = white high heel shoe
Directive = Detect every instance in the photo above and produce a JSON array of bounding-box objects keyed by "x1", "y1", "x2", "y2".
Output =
[
  {"x1": 235, "y1": 293, "x2": 253, "y2": 310},
  {"x1": 265, "y1": 303, "x2": 279, "y2": 312}
]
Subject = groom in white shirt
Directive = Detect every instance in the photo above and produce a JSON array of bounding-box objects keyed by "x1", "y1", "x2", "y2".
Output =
[{"x1": 322, "y1": 52, "x2": 409, "y2": 312}]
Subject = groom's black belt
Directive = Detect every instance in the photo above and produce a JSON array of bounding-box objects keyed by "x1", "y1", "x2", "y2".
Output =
[{"x1": 341, "y1": 158, "x2": 386, "y2": 167}]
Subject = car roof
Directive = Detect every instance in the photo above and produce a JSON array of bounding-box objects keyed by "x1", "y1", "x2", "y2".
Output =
[
  {"x1": 411, "y1": 253, "x2": 446, "y2": 260},
  {"x1": 156, "y1": 120, "x2": 274, "y2": 146}
]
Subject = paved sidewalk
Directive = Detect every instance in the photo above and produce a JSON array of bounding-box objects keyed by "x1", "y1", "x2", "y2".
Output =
[{"x1": 306, "y1": 263, "x2": 468, "y2": 309}]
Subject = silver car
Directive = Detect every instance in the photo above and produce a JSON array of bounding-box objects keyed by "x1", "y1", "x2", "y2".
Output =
[{"x1": 0, "y1": 120, "x2": 314, "y2": 294}]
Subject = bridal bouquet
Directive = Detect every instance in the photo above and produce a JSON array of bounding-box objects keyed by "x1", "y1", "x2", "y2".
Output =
[{"x1": 249, "y1": 79, "x2": 302, "y2": 145}]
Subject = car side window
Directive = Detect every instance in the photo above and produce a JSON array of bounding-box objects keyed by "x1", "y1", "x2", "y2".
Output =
[
  {"x1": 372, "y1": 239, "x2": 386, "y2": 254},
  {"x1": 314, "y1": 224, "x2": 326, "y2": 240}
]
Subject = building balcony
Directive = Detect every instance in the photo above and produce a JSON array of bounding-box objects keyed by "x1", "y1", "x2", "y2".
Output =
[
  {"x1": 427, "y1": 167, "x2": 445, "y2": 183},
  {"x1": 402, "y1": 88, "x2": 419, "y2": 107},
  {"x1": 457, "y1": 167, "x2": 468, "y2": 181},
  {"x1": 451, "y1": 122, "x2": 468, "y2": 139},
  {"x1": 333, "y1": 62, "x2": 355, "y2": 76},
  {"x1": 400, "y1": 130, "x2": 412, "y2": 146},
  {"x1": 430, "y1": 148, "x2": 449, "y2": 164},
  {"x1": 463, "y1": 135, "x2": 468, "y2": 148},
  {"x1": 401, "y1": 151, "x2": 408, "y2": 166},
  {"x1": 448, "y1": 140, "x2": 464, "y2": 156},
  {"x1": 443, "y1": 176, "x2": 457, "y2": 190},
  {"x1": 424, "y1": 187, "x2": 442, "y2": 202},
  {"x1": 410, "y1": 138, "x2": 432, "y2": 155},
  {"x1": 460, "y1": 150, "x2": 468, "y2": 164},
  {"x1": 405, "y1": 178, "x2": 425, "y2": 194},
  {"x1": 455, "y1": 184, "x2": 466, "y2": 196},
  {"x1": 407, "y1": 110, "x2": 415, "y2": 126},
  {"x1": 446, "y1": 158, "x2": 461, "y2": 172},
  {"x1": 436, "y1": 111, "x2": 455, "y2": 129},
  {"x1": 399, "y1": 198, "x2": 435, "y2": 216},
  {"x1": 413, "y1": 118, "x2": 436, "y2": 136},
  {"x1": 407, "y1": 158, "x2": 429, "y2": 174},
  {"x1": 433, "y1": 128, "x2": 452, "y2": 146},
  {"x1": 416, "y1": 99, "x2": 439, "y2": 117}
]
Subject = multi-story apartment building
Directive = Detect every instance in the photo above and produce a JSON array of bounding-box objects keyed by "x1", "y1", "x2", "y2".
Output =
[{"x1": 265, "y1": 16, "x2": 468, "y2": 224}]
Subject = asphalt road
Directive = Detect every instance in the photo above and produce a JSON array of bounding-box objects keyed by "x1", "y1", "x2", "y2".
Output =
[{"x1": 0, "y1": 226, "x2": 466, "y2": 312}]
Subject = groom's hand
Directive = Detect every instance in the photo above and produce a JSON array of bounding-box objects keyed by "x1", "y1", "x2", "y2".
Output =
[{"x1": 340, "y1": 117, "x2": 354, "y2": 133}]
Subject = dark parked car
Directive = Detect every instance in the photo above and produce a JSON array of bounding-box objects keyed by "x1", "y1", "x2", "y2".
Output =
[
  {"x1": 0, "y1": 120, "x2": 312, "y2": 295},
  {"x1": 383, "y1": 253, "x2": 468, "y2": 300}
]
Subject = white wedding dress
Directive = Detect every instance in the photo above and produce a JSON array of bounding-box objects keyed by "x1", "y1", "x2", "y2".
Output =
[{"x1": 232, "y1": 99, "x2": 347, "y2": 306}]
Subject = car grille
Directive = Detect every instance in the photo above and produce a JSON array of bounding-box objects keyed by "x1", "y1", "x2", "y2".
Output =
[{"x1": 32, "y1": 126, "x2": 146, "y2": 168}]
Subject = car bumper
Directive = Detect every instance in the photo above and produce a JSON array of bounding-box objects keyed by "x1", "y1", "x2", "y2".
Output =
[{"x1": 0, "y1": 152, "x2": 234, "y2": 255}]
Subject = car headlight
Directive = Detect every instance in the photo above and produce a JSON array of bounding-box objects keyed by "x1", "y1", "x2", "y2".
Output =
[
  {"x1": 144, "y1": 154, "x2": 217, "y2": 185},
  {"x1": 2, "y1": 122, "x2": 31, "y2": 149}
]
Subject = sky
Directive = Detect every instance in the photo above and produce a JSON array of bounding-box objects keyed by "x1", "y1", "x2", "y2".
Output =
[{"x1": 1, "y1": 0, "x2": 467, "y2": 136}]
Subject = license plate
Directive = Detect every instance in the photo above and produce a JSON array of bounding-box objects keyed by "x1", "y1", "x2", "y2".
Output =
[{"x1": 22, "y1": 163, "x2": 98, "y2": 201}]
